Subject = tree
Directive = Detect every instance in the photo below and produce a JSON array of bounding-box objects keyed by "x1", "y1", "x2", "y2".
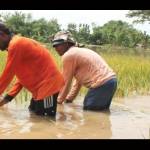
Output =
[
  {"x1": 1, "y1": 11, "x2": 32, "y2": 36},
  {"x1": 126, "y1": 10, "x2": 150, "y2": 23},
  {"x1": 90, "y1": 25, "x2": 106, "y2": 45},
  {"x1": 91, "y1": 20, "x2": 146, "y2": 47},
  {"x1": 67, "y1": 23, "x2": 78, "y2": 41},
  {"x1": 1, "y1": 11, "x2": 149, "y2": 47},
  {"x1": 78, "y1": 24, "x2": 91, "y2": 44},
  {"x1": 31, "y1": 18, "x2": 60, "y2": 42},
  {"x1": 0, "y1": 12, "x2": 61, "y2": 43}
]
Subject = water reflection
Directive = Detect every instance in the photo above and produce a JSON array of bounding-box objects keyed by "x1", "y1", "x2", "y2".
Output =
[
  {"x1": 0, "y1": 96, "x2": 150, "y2": 139},
  {"x1": 55, "y1": 104, "x2": 112, "y2": 139},
  {"x1": 0, "y1": 100, "x2": 112, "y2": 139}
]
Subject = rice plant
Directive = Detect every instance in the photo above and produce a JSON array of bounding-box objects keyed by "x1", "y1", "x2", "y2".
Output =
[{"x1": 0, "y1": 46, "x2": 150, "y2": 103}]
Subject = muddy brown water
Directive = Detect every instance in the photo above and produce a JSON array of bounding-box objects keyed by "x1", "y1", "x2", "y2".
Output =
[{"x1": 0, "y1": 95, "x2": 150, "y2": 139}]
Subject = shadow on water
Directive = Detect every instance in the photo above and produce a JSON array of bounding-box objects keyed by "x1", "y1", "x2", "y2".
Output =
[{"x1": 0, "y1": 95, "x2": 150, "y2": 139}]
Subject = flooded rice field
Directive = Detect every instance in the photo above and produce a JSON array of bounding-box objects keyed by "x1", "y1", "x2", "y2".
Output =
[{"x1": 0, "y1": 95, "x2": 150, "y2": 139}]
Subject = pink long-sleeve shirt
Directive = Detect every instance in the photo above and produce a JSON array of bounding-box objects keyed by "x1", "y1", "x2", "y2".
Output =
[{"x1": 58, "y1": 46, "x2": 116, "y2": 102}]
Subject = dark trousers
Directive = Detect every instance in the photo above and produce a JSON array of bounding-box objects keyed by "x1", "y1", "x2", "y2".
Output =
[
  {"x1": 83, "y1": 78, "x2": 117, "y2": 111},
  {"x1": 28, "y1": 93, "x2": 58, "y2": 117}
]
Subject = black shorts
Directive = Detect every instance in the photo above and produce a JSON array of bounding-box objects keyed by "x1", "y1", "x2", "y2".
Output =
[{"x1": 28, "y1": 93, "x2": 58, "y2": 117}]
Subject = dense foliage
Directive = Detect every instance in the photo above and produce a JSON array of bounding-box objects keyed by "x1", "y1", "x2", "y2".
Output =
[{"x1": 0, "y1": 11, "x2": 150, "y2": 48}]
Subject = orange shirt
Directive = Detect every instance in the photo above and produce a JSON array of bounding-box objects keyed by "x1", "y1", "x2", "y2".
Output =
[{"x1": 0, "y1": 35, "x2": 64, "y2": 100}]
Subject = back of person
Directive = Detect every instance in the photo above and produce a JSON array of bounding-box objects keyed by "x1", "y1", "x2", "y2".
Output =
[
  {"x1": 62, "y1": 46, "x2": 116, "y2": 88},
  {"x1": 8, "y1": 35, "x2": 64, "y2": 100}
]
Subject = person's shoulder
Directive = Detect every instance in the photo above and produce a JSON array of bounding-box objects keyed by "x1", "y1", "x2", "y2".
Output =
[
  {"x1": 13, "y1": 36, "x2": 40, "y2": 48},
  {"x1": 8, "y1": 36, "x2": 35, "y2": 53},
  {"x1": 70, "y1": 46, "x2": 81, "y2": 51},
  {"x1": 71, "y1": 46, "x2": 90, "y2": 51},
  {"x1": 62, "y1": 47, "x2": 76, "y2": 62},
  {"x1": 15, "y1": 36, "x2": 32, "y2": 45},
  {"x1": 8, "y1": 35, "x2": 20, "y2": 51},
  {"x1": 63, "y1": 47, "x2": 77, "y2": 57},
  {"x1": 9, "y1": 35, "x2": 26, "y2": 47},
  {"x1": 68, "y1": 46, "x2": 83, "y2": 55}
]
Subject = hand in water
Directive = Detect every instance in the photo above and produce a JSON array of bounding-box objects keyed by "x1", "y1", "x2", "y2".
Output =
[
  {"x1": 65, "y1": 99, "x2": 73, "y2": 103},
  {"x1": 57, "y1": 100, "x2": 63, "y2": 104},
  {"x1": 57, "y1": 98, "x2": 73, "y2": 104},
  {"x1": 0, "y1": 96, "x2": 7, "y2": 107}
]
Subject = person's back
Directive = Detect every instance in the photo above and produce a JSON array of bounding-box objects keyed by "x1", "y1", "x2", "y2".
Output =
[
  {"x1": 0, "y1": 30, "x2": 64, "y2": 116},
  {"x1": 62, "y1": 46, "x2": 116, "y2": 89},
  {"x1": 7, "y1": 35, "x2": 64, "y2": 100}
]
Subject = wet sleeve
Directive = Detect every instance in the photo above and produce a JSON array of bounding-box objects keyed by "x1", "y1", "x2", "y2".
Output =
[
  {"x1": 0, "y1": 48, "x2": 18, "y2": 95},
  {"x1": 4, "y1": 80, "x2": 23, "y2": 101},
  {"x1": 57, "y1": 55, "x2": 76, "y2": 103},
  {"x1": 66, "y1": 79, "x2": 82, "y2": 101},
  {"x1": 3, "y1": 94, "x2": 14, "y2": 102}
]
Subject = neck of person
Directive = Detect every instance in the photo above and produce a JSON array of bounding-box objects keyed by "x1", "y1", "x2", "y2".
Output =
[{"x1": 6, "y1": 34, "x2": 14, "y2": 51}]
